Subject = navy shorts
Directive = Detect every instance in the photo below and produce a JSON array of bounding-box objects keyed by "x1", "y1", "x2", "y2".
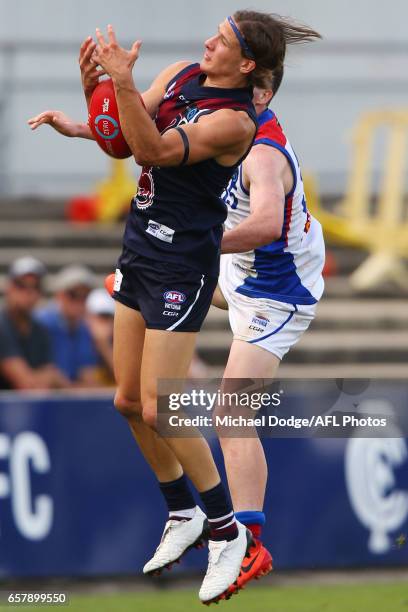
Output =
[{"x1": 113, "y1": 246, "x2": 218, "y2": 332}]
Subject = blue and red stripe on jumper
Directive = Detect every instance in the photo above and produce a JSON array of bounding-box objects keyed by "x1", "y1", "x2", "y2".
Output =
[{"x1": 235, "y1": 108, "x2": 316, "y2": 306}]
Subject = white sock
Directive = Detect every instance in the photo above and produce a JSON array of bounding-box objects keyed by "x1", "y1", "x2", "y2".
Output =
[{"x1": 169, "y1": 506, "x2": 197, "y2": 520}]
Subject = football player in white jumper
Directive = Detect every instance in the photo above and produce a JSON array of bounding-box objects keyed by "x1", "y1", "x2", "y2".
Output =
[{"x1": 213, "y1": 67, "x2": 325, "y2": 592}]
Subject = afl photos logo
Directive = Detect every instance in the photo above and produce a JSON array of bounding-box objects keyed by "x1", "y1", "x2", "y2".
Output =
[
  {"x1": 345, "y1": 401, "x2": 408, "y2": 554},
  {"x1": 136, "y1": 167, "x2": 155, "y2": 210}
]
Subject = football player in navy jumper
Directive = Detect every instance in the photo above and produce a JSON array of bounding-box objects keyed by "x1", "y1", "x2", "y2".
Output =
[{"x1": 29, "y1": 11, "x2": 320, "y2": 603}]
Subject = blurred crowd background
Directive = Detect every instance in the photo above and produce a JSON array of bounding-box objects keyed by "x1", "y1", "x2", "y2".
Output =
[
  {"x1": 0, "y1": 0, "x2": 407, "y2": 389},
  {"x1": 0, "y1": 256, "x2": 114, "y2": 390}
]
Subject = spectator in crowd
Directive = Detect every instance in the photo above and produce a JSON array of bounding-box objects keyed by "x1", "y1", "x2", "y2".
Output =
[
  {"x1": 36, "y1": 265, "x2": 100, "y2": 386},
  {"x1": 0, "y1": 257, "x2": 69, "y2": 390},
  {"x1": 86, "y1": 288, "x2": 115, "y2": 385}
]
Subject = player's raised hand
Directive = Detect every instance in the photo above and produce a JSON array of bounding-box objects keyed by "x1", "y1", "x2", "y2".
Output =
[
  {"x1": 91, "y1": 25, "x2": 142, "y2": 83},
  {"x1": 27, "y1": 110, "x2": 80, "y2": 137},
  {"x1": 79, "y1": 36, "x2": 106, "y2": 103}
]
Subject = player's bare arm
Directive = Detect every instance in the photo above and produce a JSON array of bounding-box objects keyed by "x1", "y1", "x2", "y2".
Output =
[
  {"x1": 91, "y1": 26, "x2": 255, "y2": 166},
  {"x1": 133, "y1": 109, "x2": 255, "y2": 167},
  {"x1": 27, "y1": 110, "x2": 94, "y2": 138},
  {"x1": 28, "y1": 37, "x2": 109, "y2": 139},
  {"x1": 163, "y1": 109, "x2": 255, "y2": 166},
  {"x1": 29, "y1": 25, "x2": 188, "y2": 141},
  {"x1": 27, "y1": 61, "x2": 190, "y2": 139},
  {"x1": 221, "y1": 145, "x2": 292, "y2": 254}
]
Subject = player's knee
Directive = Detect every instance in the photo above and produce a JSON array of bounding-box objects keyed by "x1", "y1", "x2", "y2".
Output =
[
  {"x1": 142, "y1": 410, "x2": 157, "y2": 429},
  {"x1": 142, "y1": 405, "x2": 157, "y2": 429},
  {"x1": 114, "y1": 392, "x2": 143, "y2": 421},
  {"x1": 141, "y1": 395, "x2": 158, "y2": 429}
]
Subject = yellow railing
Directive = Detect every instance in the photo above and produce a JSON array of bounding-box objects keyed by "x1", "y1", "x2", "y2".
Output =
[
  {"x1": 306, "y1": 109, "x2": 408, "y2": 290},
  {"x1": 95, "y1": 160, "x2": 138, "y2": 222}
]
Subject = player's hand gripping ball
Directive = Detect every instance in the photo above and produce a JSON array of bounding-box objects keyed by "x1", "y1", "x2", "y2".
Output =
[{"x1": 89, "y1": 78, "x2": 132, "y2": 159}]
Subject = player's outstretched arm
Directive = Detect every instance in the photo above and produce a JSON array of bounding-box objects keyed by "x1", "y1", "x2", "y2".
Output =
[
  {"x1": 27, "y1": 57, "x2": 188, "y2": 141},
  {"x1": 27, "y1": 110, "x2": 94, "y2": 139},
  {"x1": 221, "y1": 145, "x2": 290, "y2": 254},
  {"x1": 28, "y1": 35, "x2": 100, "y2": 140},
  {"x1": 122, "y1": 104, "x2": 254, "y2": 167},
  {"x1": 92, "y1": 26, "x2": 254, "y2": 166}
]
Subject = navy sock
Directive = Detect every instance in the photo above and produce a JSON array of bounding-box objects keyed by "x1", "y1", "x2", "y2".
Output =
[
  {"x1": 199, "y1": 482, "x2": 238, "y2": 541},
  {"x1": 158, "y1": 474, "x2": 196, "y2": 516}
]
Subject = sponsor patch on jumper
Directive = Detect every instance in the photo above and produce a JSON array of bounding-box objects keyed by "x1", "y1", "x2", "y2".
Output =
[
  {"x1": 114, "y1": 268, "x2": 123, "y2": 292},
  {"x1": 146, "y1": 220, "x2": 175, "y2": 243}
]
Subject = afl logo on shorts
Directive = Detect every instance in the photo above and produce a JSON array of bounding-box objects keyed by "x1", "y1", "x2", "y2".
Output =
[
  {"x1": 163, "y1": 290, "x2": 186, "y2": 304},
  {"x1": 136, "y1": 167, "x2": 155, "y2": 209}
]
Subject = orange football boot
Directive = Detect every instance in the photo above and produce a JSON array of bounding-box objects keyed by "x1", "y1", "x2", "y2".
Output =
[{"x1": 227, "y1": 538, "x2": 273, "y2": 598}]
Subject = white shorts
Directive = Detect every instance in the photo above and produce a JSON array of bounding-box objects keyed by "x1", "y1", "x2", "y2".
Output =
[{"x1": 218, "y1": 254, "x2": 317, "y2": 360}]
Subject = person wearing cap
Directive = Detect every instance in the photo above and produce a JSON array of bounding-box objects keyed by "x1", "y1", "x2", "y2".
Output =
[
  {"x1": 0, "y1": 257, "x2": 70, "y2": 390},
  {"x1": 35, "y1": 265, "x2": 100, "y2": 386},
  {"x1": 86, "y1": 288, "x2": 115, "y2": 385}
]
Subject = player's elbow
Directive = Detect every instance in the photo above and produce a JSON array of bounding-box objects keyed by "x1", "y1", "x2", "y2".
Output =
[
  {"x1": 137, "y1": 129, "x2": 188, "y2": 167},
  {"x1": 133, "y1": 150, "x2": 160, "y2": 167},
  {"x1": 133, "y1": 132, "x2": 183, "y2": 166},
  {"x1": 256, "y1": 225, "x2": 281, "y2": 246},
  {"x1": 269, "y1": 225, "x2": 282, "y2": 242},
  {"x1": 133, "y1": 148, "x2": 172, "y2": 168}
]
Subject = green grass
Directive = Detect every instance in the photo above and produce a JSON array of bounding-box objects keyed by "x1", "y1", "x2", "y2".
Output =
[{"x1": 3, "y1": 582, "x2": 408, "y2": 612}]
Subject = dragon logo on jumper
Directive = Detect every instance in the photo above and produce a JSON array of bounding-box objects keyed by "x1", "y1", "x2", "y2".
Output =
[
  {"x1": 136, "y1": 167, "x2": 155, "y2": 209},
  {"x1": 163, "y1": 105, "x2": 203, "y2": 133},
  {"x1": 164, "y1": 81, "x2": 177, "y2": 100}
]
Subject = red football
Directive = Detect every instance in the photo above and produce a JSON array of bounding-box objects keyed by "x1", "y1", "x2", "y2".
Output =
[{"x1": 89, "y1": 78, "x2": 132, "y2": 159}]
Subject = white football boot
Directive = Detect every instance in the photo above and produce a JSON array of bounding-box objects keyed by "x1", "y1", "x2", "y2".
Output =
[
  {"x1": 143, "y1": 506, "x2": 208, "y2": 575},
  {"x1": 199, "y1": 521, "x2": 253, "y2": 604}
]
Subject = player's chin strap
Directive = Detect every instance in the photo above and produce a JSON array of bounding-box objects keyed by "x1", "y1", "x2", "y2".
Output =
[{"x1": 227, "y1": 16, "x2": 255, "y2": 60}]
